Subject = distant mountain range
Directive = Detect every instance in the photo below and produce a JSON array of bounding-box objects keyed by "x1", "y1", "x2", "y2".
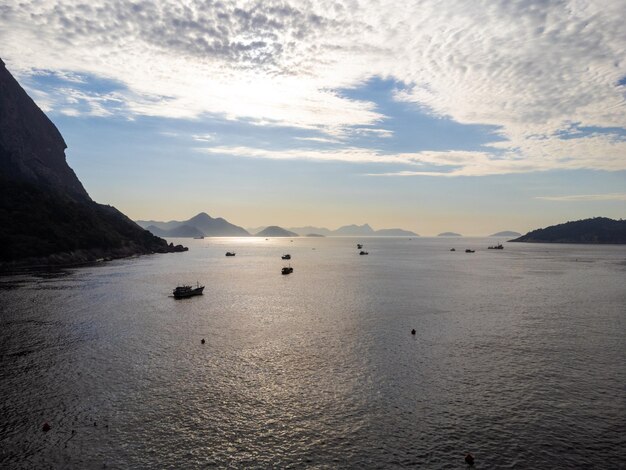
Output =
[
  {"x1": 438, "y1": 232, "x2": 462, "y2": 237},
  {"x1": 510, "y1": 218, "x2": 626, "y2": 244},
  {"x1": 252, "y1": 223, "x2": 419, "y2": 237},
  {"x1": 140, "y1": 215, "x2": 419, "y2": 238}
]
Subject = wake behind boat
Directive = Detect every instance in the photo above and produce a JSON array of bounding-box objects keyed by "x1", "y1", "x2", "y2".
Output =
[{"x1": 173, "y1": 282, "x2": 205, "y2": 299}]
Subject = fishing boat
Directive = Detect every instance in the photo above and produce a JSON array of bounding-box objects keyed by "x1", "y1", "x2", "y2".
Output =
[
  {"x1": 357, "y1": 244, "x2": 363, "y2": 249},
  {"x1": 281, "y1": 266, "x2": 294, "y2": 275},
  {"x1": 450, "y1": 248, "x2": 456, "y2": 251},
  {"x1": 465, "y1": 249, "x2": 475, "y2": 253},
  {"x1": 225, "y1": 252, "x2": 236, "y2": 256},
  {"x1": 359, "y1": 250, "x2": 369, "y2": 255},
  {"x1": 173, "y1": 282, "x2": 205, "y2": 299},
  {"x1": 488, "y1": 243, "x2": 504, "y2": 249},
  {"x1": 281, "y1": 254, "x2": 291, "y2": 260}
]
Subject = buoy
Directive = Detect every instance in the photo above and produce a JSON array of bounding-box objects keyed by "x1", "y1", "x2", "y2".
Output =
[
  {"x1": 42, "y1": 422, "x2": 51, "y2": 432},
  {"x1": 94, "y1": 421, "x2": 97, "y2": 427},
  {"x1": 465, "y1": 453, "x2": 475, "y2": 466},
  {"x1": 411, "y1": 329, "x2": 416, "y2": 335},
  {"x1": 201, "y1": 338, "x2": 205, "y2": 344}
]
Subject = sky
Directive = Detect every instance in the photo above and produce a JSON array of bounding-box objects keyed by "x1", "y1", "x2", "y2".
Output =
[{"x1": 1, "y1": 0, "x2": 625, "y2": 235}]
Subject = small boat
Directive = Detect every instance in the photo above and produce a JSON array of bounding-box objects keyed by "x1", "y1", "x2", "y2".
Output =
[
  {"x1": 450, "y1": 248, "x2": 456, "y2": 251},
  {"x1": 193, "y1": 236, "x2": 204, "y2": 239},
  {"x1": 281, "y1": 254, "x2": 291, "y2": 260},
  {"x1": 357, "y1": 244, "x2": 363, "y2": 249},
  {"x1": 465, "y1": 249, "x2": 475, "y2": 253},
  {"x1": 488, "y1": 243, "x2": 504, "y2": 249},
  {"x1": 173, "y1": 282, "x2": 205, "y2": 299},
  {"x1": 225, "y1": 252, "x2": 236, "y2": 257},
  {"x1": 359, "y1": 251, "x2": 369, "y2": 255},
  {"x1": 281, "y1": 266, "x2": 294, "y2": 275}
]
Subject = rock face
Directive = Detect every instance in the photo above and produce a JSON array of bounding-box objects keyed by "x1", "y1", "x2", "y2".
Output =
[
  {"x1": 0, "y1": 58, "x2": 185, "y2": 268},
  {"x1": 510, "y1": 217, "x2": 626, "y2": 244},
  {"x1": 0, "y1": 59, "x2": 89, "y2": 200}
]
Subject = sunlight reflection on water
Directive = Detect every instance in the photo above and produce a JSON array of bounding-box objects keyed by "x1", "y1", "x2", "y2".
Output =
[{"x1": 1, "y1": 238, "x2": 625, "y2": 468}]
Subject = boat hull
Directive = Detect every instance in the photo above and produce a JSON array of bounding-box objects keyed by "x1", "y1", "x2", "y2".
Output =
[{"x1": 173, "y1": 287, "x2": 205, "y2": 298}]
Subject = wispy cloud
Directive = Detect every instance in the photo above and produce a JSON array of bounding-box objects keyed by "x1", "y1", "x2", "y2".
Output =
[
  {"x1": 535, "y1": 193, "x2": 626, "y2": 202},
  {"x1": 1, "y1": 0, "x2": 625, "y2": 174}
]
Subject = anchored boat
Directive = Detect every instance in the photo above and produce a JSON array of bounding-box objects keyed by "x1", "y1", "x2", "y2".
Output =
[{"x1": 173, "y1": 282, "x2": 205, "y2": 299}]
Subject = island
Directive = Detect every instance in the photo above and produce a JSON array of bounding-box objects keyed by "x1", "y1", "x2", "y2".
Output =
[
  {"x1": 0, "y1": 58, "x2": 186, "y2": 270},
  {"x1": 510, "y1": 217, "x2": 626, "y2": 244},
  {"x1": 438, "y1": 232, "x2": 462, "y2": 237},
  {"x1": 490, "y1": 231, "x2": 521, "y2": 237},
  {"x1": 255, "y1": 226, "x2": 299, "y2": 237}
]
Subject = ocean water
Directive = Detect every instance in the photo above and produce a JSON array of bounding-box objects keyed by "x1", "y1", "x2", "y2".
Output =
[{"x1": 1, "y1": 237, "x2": 625, "y2": 469}]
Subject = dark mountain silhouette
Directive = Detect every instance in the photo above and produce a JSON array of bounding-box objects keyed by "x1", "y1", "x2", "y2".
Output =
[
  {"x1": 490, "y1": 231, "x2": 521, "y2": 237},
  {"x1": 0, "y1": 58, "x2": 185, "y2": 268},
  {"x1": 255, "y1": 226, "x2": 299, "y2": 237},
  {"x1": 438, "y1": 232, "x2": 462, "y2": 237},
  {"x1": 137, "y1": 212, "x2": 250, "y2": 237},
  {"x1": 510, "y1": 217, "x2": 626, "y2": 244}
]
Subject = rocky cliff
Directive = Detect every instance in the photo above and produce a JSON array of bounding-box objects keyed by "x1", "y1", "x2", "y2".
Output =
[{"x1": 0, "y1": 58, "x2": 185, "y2": 269}]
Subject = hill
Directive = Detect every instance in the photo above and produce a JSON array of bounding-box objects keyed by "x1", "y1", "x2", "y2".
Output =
[
  {"x1": 0, "y1": 58, "x2": 185, "y2": 269},
  {"x1": 333, "y1": 224, "x2": 376, "y2": 236},
  {"x1": 375, "y1": 228, "x2": 419, "y2": 236},
  {"x1": 438, "y1": 232, "x2": 462, "y2": 237},
  {"x1": 290, "y1": 224, "x2": 418, "y2": 236},
  {"x1": 138, "y1": 212, "x2": 250, "y2": 237},
  {"x1": 255, "y1": 226, "x2": 299, "y2": 237},
  {"x1": 490, "y1": 231, "x2": 521, "y2": 237},
  {"x1": 289, "y1": 226, "x2": 333, "y2": 236},
  {"x1": 510, "y1": 218, "x2": 626, "y2": 244}
]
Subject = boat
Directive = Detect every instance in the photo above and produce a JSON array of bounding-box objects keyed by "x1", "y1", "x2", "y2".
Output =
[
  {"x1": 357, "y1": 244, "x2": 363, "y2": 249},
  {"x1": 450, "y1": 248, "x2": 456, "y2": 251},
  {"x1": 281, "y1": 254, "x2": 291, "y2": 260},
  {"x1": 465, "y1": 249, "x2": 475, "y2": 253},
  {"x1": 359, "y1": 251, "x2": 369, "y2": 255},
  {"x1": 173, "y1": 282, "x2": 205, "y2": 299},
  {"x1": 225, "y1": 252, "x2": 236, "y2": 256},
  {"x1": 488, "y1": 243, "x2": 504, "y2": 249},
  {"x1": 281, "y1": 266, "x2": 294, "y2": 275},
  {"x1": 193, "y1": 236, "x2": 204, "y2": 239}
]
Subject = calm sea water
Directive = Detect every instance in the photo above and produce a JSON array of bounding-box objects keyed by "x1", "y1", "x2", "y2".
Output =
[{"x1": 1, "y1": 237, "x2": 625, "y2": 469}]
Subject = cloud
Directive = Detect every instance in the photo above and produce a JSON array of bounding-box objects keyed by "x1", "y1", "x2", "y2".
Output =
[
  {"x1": 1, "y1": 0, "x2": 625, "y2": 174},
  {"x1": 535, "y1": 193, "x2": 626, "y2": 202},
  {"x1": 199, "y1": 132, "x2": 626, "y2": 176}
]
